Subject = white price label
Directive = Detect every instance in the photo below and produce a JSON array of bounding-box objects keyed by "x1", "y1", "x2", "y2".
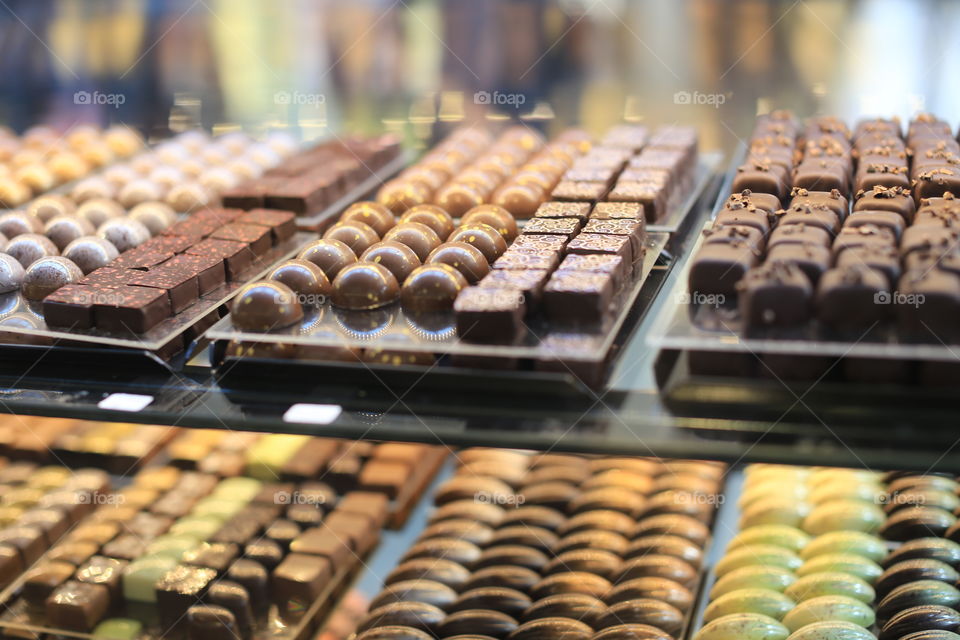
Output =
[
  {"x1": 98, "y1": 393, "x2": 154, "y2": 412},
  {"x1": 283, "y1": 403, "x2": 342, "y2": 425}
]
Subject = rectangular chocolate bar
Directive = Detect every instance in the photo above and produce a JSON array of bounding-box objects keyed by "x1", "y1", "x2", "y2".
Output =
[
  {"x1": 43, "y1": 285, "x2": 96, "y2": 329},
  {"x1": 478, "y1": 268, "x2": 550, "y2": 311},
  {"x1": 556, "y1": 254, "x2": 628, "y2": 291},
  {"x1": 265, "y1": 171, "x2": 335, "y2": 215},
  {"x1": 543, "y1": 271, "x2": 615, "y2": 325}
]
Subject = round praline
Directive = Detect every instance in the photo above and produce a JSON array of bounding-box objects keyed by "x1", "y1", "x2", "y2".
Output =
[
  {"x1": 97, "y1": 218, "x2": 151, "y2": 253},
  {"x1": 360, "y1": 241, "x2": 421, "y2": 283},
  {"x1": 401, "y1": 264, "x2": 468, "y2": 312},
  {"x1": 231, "y1": 281, "x2": 304, "y2": 331},
  {"x1": 383, "y1": 222, "x2": 442, "y2": 262},
  {"x1": 70, "y1": 177, "x2": 115, "y2": 203},
  {"x1": 0, "y1": 254, "x2": 25, "y2": 293},
  {"x1": 62, "y1": 236, "x2": 119, "y2": 274},
  {"x1": 447, "y1": 223, "x2": 508, "y2": 262},
  {"x1": 76, "y1": 198, "x2": 125, "y2": 228},
  {"x1": 492, "y1": 183, "x2": 545, "y2": 218},
  {"x1": 426, "y1": 242, "x2": 489, "y2": 284},
  {"x1": 0, "y1": 211, "x2": 43, "y2": 238},
  {"x1": 28, "y1": 195, "x2": 76, "y2": 223},
  {"x1": 128, "y1": 202, "x2": 177, "y2": 235},
  {"x1": 166, "y1": 182, "x2": 213, "y2": 212},
  {"x1": 434, "y1": 182, "x2": 485, "y2": 217},
  {"x1": 399, "y1": 205, "x2": 455, "y2": 240},
  {"x1": 341, "y1": 201, "x2": 396, "y2": 236},
  {"x1": 118, "y1": 179, "x2": 165, "y2": 209},
  {"x1": 297, "y1": 239, "x2": 357, "y2": 279},
  {"x1": 266, "y1": 259, "x2": 330, "y2": 302},
  {"x1": 5, "y1": 233, "x2": 58, "y2": 268},
  {"x1": 44, "y1": 216, "x2": 95, "y2": 251},
  {"x1": 21, "y1": 256, "x2": 83, "y2": 300},
  {"x1": 461, "y1": 204, "x2": 519, "y2": 241},
  {"x1": 377, "y1": 179, "x2": 430, "y2": 214},
  {"x1": 331, "y1": 262, "x2": 400, "y2": 310},
  {"x1": 323, "y1": 221, "x2": 380, "y2": 256}
]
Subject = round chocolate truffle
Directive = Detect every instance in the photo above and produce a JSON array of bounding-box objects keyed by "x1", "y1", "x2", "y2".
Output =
[
  {"x1": 447, "y1": 223, "x2": 507, "y2": 263},
  {"x1": 98, "y1": 218, "x2": 151, "y2": 253},
  {"x1": 0, "y1": 211, "x2": 43, "y2": 239},
  {"x1": 199, "y1": 167, "x2": 239, "y2": 192},
  {"x1": 28, "y1": 195, "x2": 76, "y2": 223},
  {"x1": 166, "y1": 182, "x2": 213, "y2": 212},
  {"x1": 0, "y1": 178, "x2": 31, "y2": 208},
  {"x1": 399, "y1": 205, "x2": 455, "y2": 240},
  {"x1": 383, "y1": 222, "x2": 442, "y2": 262},
  {"x1": 435, "y1": 182, "x2": 485, "y2": 217},
  {"x1": 103, "y1": 164, "x2": 139, "y2": 186},
  {"x1": 426, "y1": 242, "x2": 490, "y2": 283},
  {"x1": 44, "y1": 216, "x2": 95, "y2": 251},
  {"x1": 297, "y1": 239, "x2": 357, "y2": 279},
  {"x1": 21, "y1": 256, "x2": 83, "y2": 300},
  {"x1": 62, "y1": 236, "x2": 119, "y2": 274},
  {"x1": 323, "y1": 221, "x2": 380, "y2": 256},
  {"x1": 266, "y1": 259, "x2": 330, "y2": 303},
  {"x1": 76, "y1": 199, "x2": 125, "y2": 228},
  {"x1": 231, "y1": 281, "x2": 304, "y2": 331},
  {"x1": 341, "y1": 202, "x2": 396, "y2": 236},
  {"x1": 0, "y1": 254, "x2": 25, "y2": 293},
  {"x1": 5, "y1": 233, "x2": 58, "y2": 268},
  {"x1": 401, "y1": 264, "x2": 469, "y2": 312},
  {"x1": 119, "y1": 179, "x2": 165, "y2": 209},
  {"x1": 128, "y1": 202, "x2": 177, "y2": 235},
  {"x1": 376, "y1": 179, "x2": 430, "y2": 214},
  {"x1": 148, "y1": 166, "x2": 185, "y2": 190},
  {"x1": 70, "y1": 177, "x2": 115, "y2": 203},
  {"x1": 360, "y1": 241, "x2": 421, "y2": 283},
  {"x1": 0, "y1": 232, "x2": 7, "y2": 252},
  {"x1": 462, "y1": 204, "x2": 519, "y2": 241},
  {"x1": 331, "y1": 262, "x2": 400, "y2": 310},
  {"x1": 492, "y1": 183, "x2": 544, "y2": 218}
]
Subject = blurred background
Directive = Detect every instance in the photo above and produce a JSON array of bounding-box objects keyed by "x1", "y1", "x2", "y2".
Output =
[{"x1": 0, "y1": 0, "x2": 957, "y2": 152}]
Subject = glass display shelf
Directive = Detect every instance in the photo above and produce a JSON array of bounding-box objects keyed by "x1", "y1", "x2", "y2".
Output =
[{"x1": 0, "y1": 159, "x2": 954, "y2": 472}]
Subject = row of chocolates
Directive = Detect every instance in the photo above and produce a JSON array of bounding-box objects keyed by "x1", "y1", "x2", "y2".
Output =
[
  {"x1": 0, "y1": 125, "x2": 143, "y2": 209},
  {"x1": 355, "y1": 449, "x2": 725, "y2": 640}
]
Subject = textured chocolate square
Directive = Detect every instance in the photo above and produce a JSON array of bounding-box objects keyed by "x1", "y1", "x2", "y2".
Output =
[
  {"x1": 210, "y1": 223, "x2": 272, "y2": 254},
  {"x1": 127, "y1": 268, "x2": 200, "y2": 314},
  {"x1": 454, "y1": 286, "x2": 526, "y2": 344},
  {"x1": 534, "y1": 202, "x2": 591, "y2": 222},
  {"x1": 110, "y1": 249, "x2": 174, "y2": 270},
  {"x1": 543, "y1": 271, "x2": 615, "y2": 325},
  {"x1": 237, "y1": 209, "x2": 297, "y2": 242},
  {"x1": 591, "y1": 202, "x2": 645, "y2": 221},
  {"x1": 582, "y1": 218, "x2": 645, "y2": 258},
  {"x1": 139, "y1": 235, "x2": 199, "y2": 255},
  {"x1": 185, "y1": 239, "x2": 256, "y2": 280},
  {"x1": 93, "y1": 286, "x2": 172, "y2": 333},
  {"x1": 493, "y1": 250, "x2": 560, "y2": 272},
  {"x1": 162, "y1": 254, "x2": 226, "y2": 295},
  {"x1": 510, "y1": 234, "x2": 567, "y2": 253},
  {"x1": 550, "y1": 181, "x2": 608, "y2": 203},
  {"x1": 164, "y1": 216, "x2": 222, "y2": 238},
  {"x1": 607, "y1": 181, "x2": 668, "y2": 223},
  {"x1": 557, "y1": 254, "x2": 628, "y2": 291},
  {"x1": 43, "y1": 284, "x2": 95, "y2": 329},
  {"x1": 478, "y1": 269, "x2": 550, "y2": 310},
  {"x1": 566, "y1": 233, "x2": 634, "y2": 263},
  {"x1": 521, "y1": 217, "x2": 582, "y2": 238}
]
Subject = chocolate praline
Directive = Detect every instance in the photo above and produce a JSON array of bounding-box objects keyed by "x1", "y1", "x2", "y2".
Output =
[
  {"x1": 377, "y1": 179, "x2": 430, "y2": 214},
  {"x1": 6, "y1": 233, "x2": 58, "y2": 268},
  {"x1": 435, "y1": 183, "x2": 485, "y2": 217},
  {"x1": 399, "y1": 205, "x2": 455, "y2": 240},
  {"x1": 383, "y1": 222, "x2": 442, "y2": 262},
  {"x1": 462, "y1": 204, "x2": 519, "y2": 241},
  {"x1": 323, "y1": 221, "x2": 380, "y2": 255},
  {"x1": 62, "y1": 237, "x2": 119, "y2": 274},
  {"x1": 426, "y1": 242, "x2": 490, "y2": 283},
  {"x1": 266, "y1": 259, "x2": 330, "y2": 301},
  {"x1": 297, "y1": 239, "x2": 357, "y2": 279},
  {"x1": 340, "y1": 202, "x2": 396, "y2": 236},
  {"x1": 401, "y1": 264, "x2": 468, "y2": 312},
  {"x1": 28, "y1": 195, "x2": 76, "y2": 223},
  {"x1": 0, "y1": 211, "x2": 43, "y2": 238},
  {"x1": 493, "y1": 183, "x2": 544, "y2": 218},
  {"x1": 0, "y1": 254, "x2": 25, "y2": 293},
  {"x1": 44, "y1": 216, "x2": 95, "y2": 251},
  {"x1": 231, "y1": 281, "x2": 304, "y2": 331},
  {"x1": 447, "y1": 223, "x2": 508, "y2": 263},
  {"x1": 118, "y1": 179, "x2": 164, "y2": 209},
  {"x1": 331, "y1": 262, "x2": 400, "y2": 310},
  {"x1": 128, "y1": 202, "x2": 177, "y2": 235},
  {"x1": 360, "y1": 241, "x2": 421, "y2": 283},
  {"x1": 22, "y1": 257, "x2": 83, "y2": 299},
  {"x1": 76, "y1": 199, "x2": 125, "y2": 228},
  {"x1": 97, "y1": 218, "x2": 151, "y2": 253}
]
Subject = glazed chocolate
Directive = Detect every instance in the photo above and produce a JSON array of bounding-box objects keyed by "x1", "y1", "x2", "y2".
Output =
[
  {"x1": 331, "y1": 263, "x2": 400, "y2": 310},
  {"x1": 45, "y1": 580, "x2": 110, "y2": 631},
  {"x1": 341, "y1": 202, "x2": 397, "y2": 236},
  {"x1": 543, "y1": 271, "x2": 615, "y2": 325},
  {"x1": 186, "y1": 239, "x2": 256, "y2": 280},
  {"x1": 297, "y1": 238, "x2": 357, "y2": 279},
  {"x1": 399, "y1": 205, "x2": 456, "y2": 240},
  {"x1": 426, "y1": 242, "x2": 489, "y2": 283},
  {"x1": 383, "y1": 222, "x2": 442, "y2": 262},
  {"x1": 271, "y1": 553, "x2": 332, "y2": 613},
  {"x1": 454, "y1": 286, "x2": 525, "y2": 344},
  {"x1": 266, "y1": 259, "x2": 330, "y2": 300},
  {"x1": 447, "y1": 223, "x2": 507, "y2": 263},
  {"x1": 231, "y1": 281, "x2": 304, "y2": 331}
]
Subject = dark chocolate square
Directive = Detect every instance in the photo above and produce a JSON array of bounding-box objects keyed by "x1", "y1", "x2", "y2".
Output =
[
  {"x1": 591, "y1": 202, "x2": 645, "y2": 222},
  {"x1": 557, "y1": 254, "x2": 628, "y2": 290},
  {"x1": 210, "y1": 223, "x2": 272, "y2": 254},
  {"x1": 582, "y1": 218, "x2": 645, "y2": 258},
  {"x1": 271, "y1": 553, "x2": 332, "y2": 613},
  {"x1": 185, "y1": 239, "x2": 256, "y2": 280},
  {"x1": 237, "y1": 209, "x2": 297, "y2": 242},
  {"x1": 566, "y1": 233, "x2": 634, "y2": 263},
  {"x1": 162, "y1": 254, "x2": 226, "y2": 295},
  {"x1": 78, "y1": 269, "x2": 135, "y2": 288},
  {"x1": 111, "y1": 248, "x2": 175, "y2": 270},
  {"x1": 478, "y1": 269, "x2": 550, "y2": 310},
  {"x1": 521, "y1": 217, "x2": 582, "y2": 238},
  {"x1": 93, "y1": 286, "x2": 172, "y2": 333},
  {"x1": 543, "y1": 271, "x2": 615, "y2": 325},
  {"x1": 688, "y1": 240, "x2": 759, "y2": 296},
  {"x1": 550, "y1": 181, "x2": 608, "y2": 203},
  {"x1": 738, "y1": 263, "x2": 813, "y2": 330},
  {"x1": 454, "y1": 286, "x2": 526, "y2": 344},
  {"x1": 493, "y1": 250, "x2": 560, "y2": 272},
  {"x1": 509, "y1": 234, "x2": 567, "y2": 253},
  {"x1": 45, "y1": 580, "x2": 109, "y2": 632},
  {"x1": 139, "y1": 234, "x2": 199, "y2": 255},
  {"x1": 534, "y1": 202, "x2": 591, "y2": 222},
  {"x1": 607, "y1": 181, "x2": 668, "y2": 223},
  {"x1": 127, "y1": 268, "x2": 200, "y2": 314},
  {"x1": 43, "y1": 284, "x2": 95, "y2": 329}
]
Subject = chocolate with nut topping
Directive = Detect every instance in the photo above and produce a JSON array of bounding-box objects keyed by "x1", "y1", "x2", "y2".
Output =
[
  {"x1": 210, "y1": 223, "x2": 273, "y2": 255},
  {"x1": 92, "y1": 285, "x2": 172, "y2": 333}
]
